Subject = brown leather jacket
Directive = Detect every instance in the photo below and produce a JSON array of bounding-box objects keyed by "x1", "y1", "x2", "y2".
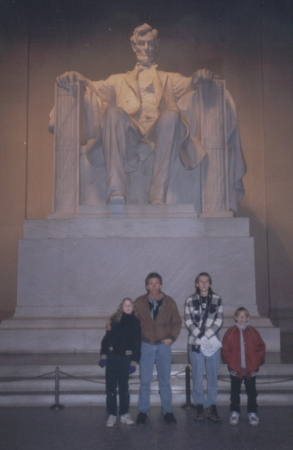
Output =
[{"x1": 134, "y1": 293, "x2": 182, "y2": 345}]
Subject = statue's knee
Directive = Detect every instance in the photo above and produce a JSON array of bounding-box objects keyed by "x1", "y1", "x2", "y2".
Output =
[
  {"x1": 104, "y1": 106, "x2": 124, "y2": 120},
  {"x1": 159, "y1": 110, "x2": 180, "y2": 125}
]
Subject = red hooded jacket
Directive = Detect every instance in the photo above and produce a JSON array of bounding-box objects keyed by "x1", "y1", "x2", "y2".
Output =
[{"x1": 222, "y1": 325, "x2": 266, "y2": 379}]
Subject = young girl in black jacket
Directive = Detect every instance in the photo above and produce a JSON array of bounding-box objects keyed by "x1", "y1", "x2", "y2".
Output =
[{"x1": 99, "y1": 298, "x2": 141, "y2": 427}]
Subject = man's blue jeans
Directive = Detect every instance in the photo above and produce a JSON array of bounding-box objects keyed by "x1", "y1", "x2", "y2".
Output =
[
  {"x1": 138, "y1": 342, "x2": 173, "y2": 414},
  {"x1": 189, "y1": 348, "x2": 221, "y2": 407}
]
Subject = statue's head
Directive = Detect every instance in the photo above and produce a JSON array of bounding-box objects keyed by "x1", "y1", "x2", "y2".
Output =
[{"x1": 130, "y1": 23, "x2": 159, "y2": 65}]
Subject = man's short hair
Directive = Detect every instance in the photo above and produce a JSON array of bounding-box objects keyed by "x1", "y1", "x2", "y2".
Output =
[
  {"x1": 234, "y1": 307, "x2": 250, "y2": 318},
  {"x1": 145, "y1": 272, "x2": 162, "y2": 287},
  {"x1": 195, "y1": 272, "x2": 212, "y2": 285},
  {"x1": 130, "y1": 23, "x2": 159, "y2": 50}
]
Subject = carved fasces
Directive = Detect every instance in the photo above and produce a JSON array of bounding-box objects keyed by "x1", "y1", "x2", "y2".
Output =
[
  {"x1": 199, "y1": 80, "x2": 231, "y2": 216},
  {"x1": 53, "y1": 82, "x2": 82, "y2": 214}
]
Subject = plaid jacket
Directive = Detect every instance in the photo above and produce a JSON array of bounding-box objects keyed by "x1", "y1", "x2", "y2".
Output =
[{"x1": 184, "y1": 291, "x2": 223, "y2": 351}]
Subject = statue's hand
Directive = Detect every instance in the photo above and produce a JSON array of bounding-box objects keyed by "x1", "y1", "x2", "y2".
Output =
[
  {"x1": 56, "y1": 71, "x2": 87, "y2": 90},
  {"x1": 192, "y1": 69, "x2": 216, "y2": 87}
]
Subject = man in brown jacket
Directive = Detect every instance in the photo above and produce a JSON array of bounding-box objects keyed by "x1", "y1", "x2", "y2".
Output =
[{"x1": 134, "y1": 272, "x2": 182, "y2": 425}]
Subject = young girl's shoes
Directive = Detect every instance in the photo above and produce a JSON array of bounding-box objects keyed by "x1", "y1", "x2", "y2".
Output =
[
  {"x1": 229, "y1": 411, "x2": 239, "y2": 425},
  {"x1": 106, "y1": 415, "x2": 116, "y2": 427},
  {"x1": 248, "y1": 413, "x2": 259, "y2": 426},
  {"x1": 120, "y1": 413, "x2": 134, "y2": 425}
]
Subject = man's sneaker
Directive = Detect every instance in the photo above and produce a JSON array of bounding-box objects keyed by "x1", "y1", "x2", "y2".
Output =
[
  {"x1": 194, "y1": 404, "x2": 205, "y2": 422},
  {"x1": 120, "y1": 413, "x2": 134, "y2": 425},
  {"x1": 106, "y1": 415, "x2": 116, "y2": 427},
  {"x1": 163, "y1": 412, "x2": 177, "y2": 424},
  {"x1": 205, "y1": 405, "x2": 222, "y2": 423},
  {"x1": 136, "y1": 412, "x2": 147, "y2": 425},
  {"x1": 248, "y1": 412, "x2": 259, "y2": 426},
  {"x1": 229, "y1": 411, "x2": 239, "y2": 425}
]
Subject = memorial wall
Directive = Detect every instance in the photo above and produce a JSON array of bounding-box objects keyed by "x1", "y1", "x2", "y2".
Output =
[{"x1": 0, "y1": 0, "x2": 292, "y2": 330}]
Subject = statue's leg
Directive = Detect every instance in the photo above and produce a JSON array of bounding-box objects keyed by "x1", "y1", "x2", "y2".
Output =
[
  {"x1": 101, "y1": 106, "x2": 136, "y2": 203},
  {"x1": 148, "y1": 110, "x2": 181, "y2": 205}
]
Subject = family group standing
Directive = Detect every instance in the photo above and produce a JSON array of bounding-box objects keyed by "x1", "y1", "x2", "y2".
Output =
[{"x1": 99, "y1": 272, "x2": 265, "y2": 428}]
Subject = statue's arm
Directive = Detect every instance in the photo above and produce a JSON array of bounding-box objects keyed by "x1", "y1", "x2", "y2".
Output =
[
  {"x1": 55, "y1": 70, "x2": 115, "y2": 104},
  {"x1": 91, "y1": 79, "x2": 115, "y2": 106},
  {"x1": 49, "y1": 71, "x2": 115, "y2": 134},
  {"x1": 172, "y1": 69, "x2": 215, "y2": 99},
  {"x1": 172, "y1": 73, "x2": 193, "y2": 99}
]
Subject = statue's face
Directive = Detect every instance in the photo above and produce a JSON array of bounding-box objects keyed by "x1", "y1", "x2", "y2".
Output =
[{"x1": 133, "y1": 32, "x2": 155, "y2": 64}]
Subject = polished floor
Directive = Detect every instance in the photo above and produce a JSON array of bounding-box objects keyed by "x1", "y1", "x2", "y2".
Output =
[
  {"x1": 0, "y1": 405, "x2": 292, "y2": 450},
  {"x1": 1, "y1": 333, "x2": 292, "y2": 449}
]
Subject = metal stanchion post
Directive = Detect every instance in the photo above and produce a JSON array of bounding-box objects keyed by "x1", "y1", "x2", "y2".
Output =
[
  {"x1": 181, "y1": 365, "x2": 195, "y2": 409},
  {"x1": 50, "y1": 367, "x2": 65, "y2": 410}
]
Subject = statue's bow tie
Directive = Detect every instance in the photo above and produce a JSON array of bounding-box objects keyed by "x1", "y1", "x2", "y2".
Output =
[{"x1": 136, "y1": 62, "x2": 158, "y2": 72}]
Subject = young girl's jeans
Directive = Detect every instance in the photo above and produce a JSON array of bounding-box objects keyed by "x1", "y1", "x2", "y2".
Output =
[{"x1": 105, "y1": 352, "x2": 131, "y2": 416}]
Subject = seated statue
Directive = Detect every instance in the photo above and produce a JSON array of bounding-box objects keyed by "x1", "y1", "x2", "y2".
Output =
[{"x1": 50, "y1": 23, "x2": 246, "y2": 215}]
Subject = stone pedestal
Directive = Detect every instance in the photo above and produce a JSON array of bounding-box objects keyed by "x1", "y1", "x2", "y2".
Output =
[{"x1": 0, "y1": 206, "x2": 280, "y2": 354}]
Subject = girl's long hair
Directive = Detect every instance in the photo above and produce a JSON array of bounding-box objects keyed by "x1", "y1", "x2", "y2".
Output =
[{"x1": 109, "y1": 298, "x2": 138, "y2": 323}]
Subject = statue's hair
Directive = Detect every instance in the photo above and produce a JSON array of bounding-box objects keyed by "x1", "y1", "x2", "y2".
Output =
[
  {"x1": 130, "y1": 23, "x2": 159, "y2": 50},
  {"x1": 109, "y1": 298, "x2": 138, "y2": 323}
]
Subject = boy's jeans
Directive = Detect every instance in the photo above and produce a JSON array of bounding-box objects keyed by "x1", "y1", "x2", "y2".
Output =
[
  {"x1": 230, "y1": 374, "x2": 258, "y2": 413},
  {"x1": 189, "y1": 348, "x2": 221, "y2": 407},
  {"x1": 138, "y1": 341, "x2": 173, "y2": 414}
]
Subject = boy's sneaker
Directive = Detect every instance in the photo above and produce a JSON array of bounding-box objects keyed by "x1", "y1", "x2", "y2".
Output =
[
  {"x1": 194, "y1": 404, "x2": 205, "y2": 421},
  {"x1": 136, "y1": 412, "x2": 147, "y2": 425},
  {"x1": 229, "y1": 411, "x2": 239, "y2": 425},
  {"x1": 205, "y1": 404, "x2": 222, "y2": 423},
  {"x1": 248, "y1": 412, "x2": 259, "y2": 426},
  {"x1": 120, "y1": 413, "x2": 134, "y2": 425},
  {"x1": 106, "y1": 415, "x2": 116, "y2": 427}
]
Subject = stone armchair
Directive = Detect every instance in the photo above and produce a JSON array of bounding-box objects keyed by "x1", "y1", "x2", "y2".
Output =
[{"x1": 49, "y1": 79, "x2": 246, "y2": 217}]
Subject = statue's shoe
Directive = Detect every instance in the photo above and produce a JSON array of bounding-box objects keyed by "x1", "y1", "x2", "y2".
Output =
[
  {"x1": 107, "y1": 192, "x2": 125, "y2": 205},
  {"x1": 149, "y1": 199, "x2": 165, "y2": 205}
]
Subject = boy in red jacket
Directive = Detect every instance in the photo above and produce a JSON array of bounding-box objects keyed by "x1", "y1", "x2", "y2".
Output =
[{"x1": 222, "y1": 307, "x2": 265, "y2": 427}]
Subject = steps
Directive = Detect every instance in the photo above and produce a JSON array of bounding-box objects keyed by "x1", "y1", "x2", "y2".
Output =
[{"x1": 1, "y1": 353, "x2": 293, "y2": 407}]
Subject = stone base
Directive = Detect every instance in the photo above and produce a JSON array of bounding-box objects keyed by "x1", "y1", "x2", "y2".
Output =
[
  {"x1": 0, "y1": 207, "x2": 280, "y2": 354},
  {"x1": 270, "y1": 308, "x2": 293, "y2": 333},
  {"x1": 0, "y1": 315, "x2": 280, "y2": 354}
]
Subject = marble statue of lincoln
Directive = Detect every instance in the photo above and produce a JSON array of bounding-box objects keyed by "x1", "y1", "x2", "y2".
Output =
[{"x1": 55, "y1": 23, "x2": 215, "y2": 206}]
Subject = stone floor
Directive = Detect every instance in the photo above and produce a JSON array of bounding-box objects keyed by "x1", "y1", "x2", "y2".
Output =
[
  {"x1": 1, "y1": 333, "x2": 292, "y2": 449},
  {"x1": 0, "y1": 405, "x2": 292, "y2": 450}
]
